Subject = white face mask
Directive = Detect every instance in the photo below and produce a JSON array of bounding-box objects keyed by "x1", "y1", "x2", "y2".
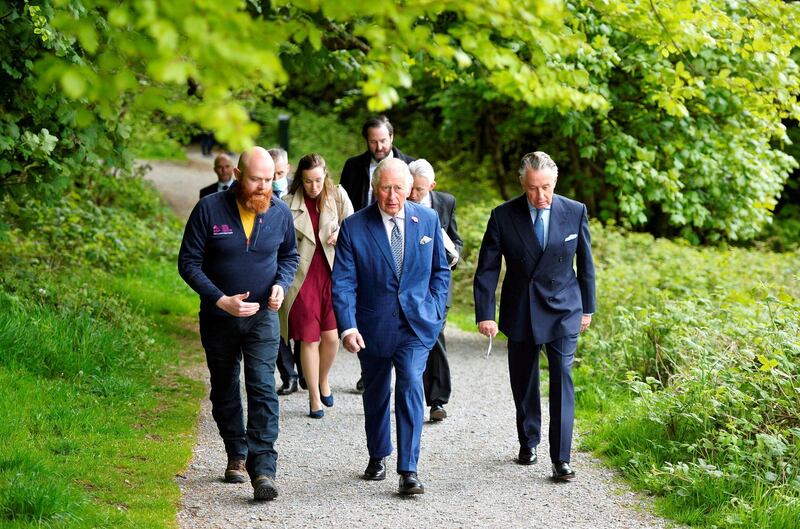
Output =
[{"x1": 272, "y1": 178, "x2": 288, "y2": 193}]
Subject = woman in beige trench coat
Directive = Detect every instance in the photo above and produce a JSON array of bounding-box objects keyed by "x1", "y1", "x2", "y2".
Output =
[{"x1": 280, "y1": 153, "x2": 354, "y2": 418}]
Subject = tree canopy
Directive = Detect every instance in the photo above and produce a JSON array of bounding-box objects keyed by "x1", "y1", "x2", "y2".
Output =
[{"x1": 2, "y1": 0, "x2": 799, "y2": 241}]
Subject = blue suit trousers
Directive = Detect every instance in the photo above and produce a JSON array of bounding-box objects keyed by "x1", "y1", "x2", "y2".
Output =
[{"x1": 358, "y1": 317, "x2": 429, "y2": 473}]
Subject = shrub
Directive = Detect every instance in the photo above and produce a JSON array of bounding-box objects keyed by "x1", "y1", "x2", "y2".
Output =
[{"x1": 579, "y1": 225, "x2": 800, "y2": 527}]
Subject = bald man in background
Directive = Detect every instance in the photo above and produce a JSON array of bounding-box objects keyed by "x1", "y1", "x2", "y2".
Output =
[{"x1": 200, "y1": 153, "x2": 236, "y2": 198}]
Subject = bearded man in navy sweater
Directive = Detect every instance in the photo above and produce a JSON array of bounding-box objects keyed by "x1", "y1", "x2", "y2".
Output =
[{"x1": 179, "y1": 147, "x2": 299, "y2": 501}]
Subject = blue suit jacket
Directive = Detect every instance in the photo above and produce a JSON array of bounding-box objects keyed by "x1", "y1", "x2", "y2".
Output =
[
  {"x1": 473, "y1": 194, "x2": 596, "y2": 344},
  {"x1": 332, "y1": 201, "x2": 451, "y2": 354}
]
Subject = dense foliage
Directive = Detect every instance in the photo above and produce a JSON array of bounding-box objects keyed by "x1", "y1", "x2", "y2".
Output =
[
  {"x1": 575, "y1": 227, "x2": 800, "y2": 528},
  {"x1": 3, "y1": 0, "x2": 799, "y2": 241},
  {"x1": 392, "y1": 1, "x2": 800, "y2": 242}
]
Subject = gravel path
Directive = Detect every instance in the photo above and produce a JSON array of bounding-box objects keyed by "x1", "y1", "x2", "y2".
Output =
[
  {"x1": 140, "y1": 148, "x2": 221, "y2": 222},
  {"x1": 143, "y1": 149, "x2": 677, "y2": 529}
]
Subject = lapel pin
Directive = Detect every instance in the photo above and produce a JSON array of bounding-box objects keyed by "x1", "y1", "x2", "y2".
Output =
[{"x1": 411, "y1": 216, "x2": 419, "y2": 223}]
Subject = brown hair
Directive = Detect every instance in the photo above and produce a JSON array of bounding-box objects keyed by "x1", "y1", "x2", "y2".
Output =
[{"x1": 290, "y1": 153, "x2": 335, "y2": 211}]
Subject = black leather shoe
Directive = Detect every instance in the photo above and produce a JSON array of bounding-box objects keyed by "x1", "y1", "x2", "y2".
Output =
[
  {"x1": 517, "y1": 446, "x2": 537, "y2": 465},
  {"x1": 429, "y1": 404, "x2": 447, "y2": 421},
  {"x1": 363, "y1": 457, "x2": 386, "y2": 480},
  {"x1": 398, "y1": 472, "x2": 425, "y2": 495},
  {"x1": 277, "y1": 378, "x2": 298, "y2": 395},
  {"x1": 552, "y1": 460, "x2": 576, "y2": 481},
  {"x1": 355, "y1": 376, "x2": 365, "y2": 393}
]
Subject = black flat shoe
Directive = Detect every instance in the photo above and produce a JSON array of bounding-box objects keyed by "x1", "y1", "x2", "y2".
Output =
[
  {"x1": 429, "y1": 404, "x2": 447, "y2": 421},
  {"x1": 363, "y1": 457, "x2": 386, "y2": 480},
  {"x1": 277, "y1": 378, "x2": 298, "y2": 395},
  {"x1": 517, "y1": 446, "x2": 537, "y2": 465},
  {"x1": 308, "y1": 407, "x2": 324, "y2": 419},
  {"x1": 552, "y1": 460, "x2": 576, "y2": 481},
  {"x1": 398, "y1": 472, "x2": 425, "y2": 495}
]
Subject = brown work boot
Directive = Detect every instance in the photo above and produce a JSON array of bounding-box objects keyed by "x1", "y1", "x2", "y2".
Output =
[
  {"x1": 224, "y1": 459, "x2": 247, "y2": 483},
  {"x1": 252, "y1": 475, "x2": 279, "y2": 501}
]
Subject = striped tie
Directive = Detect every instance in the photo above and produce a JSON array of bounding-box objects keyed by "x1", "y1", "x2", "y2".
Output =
[{"x1": 390, "y1": 217, "x2": 403, "y2": 276}]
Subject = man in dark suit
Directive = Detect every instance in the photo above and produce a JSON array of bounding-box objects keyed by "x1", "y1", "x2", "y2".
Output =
[
  {"x1": 473, "y1": 151, "x2": 596, "y2": 481},
  {"x1": 332, "y1": 158, "x2": 450, "y2": 495},
  {"x1": 199, "y1": 153, "x2": 236, "y2": 199},
  {"x1": 267, "y1": 147, "x2": 304, "y2": 396},
  {"x1": 408, "y1": 159, "x2": 463, "y2": 422},
  {"x1": 340, "y1": 115, "x2": 416, "y2": 393},
  {"x1": 340, "y1": 115, "x2": 415, "y2": 212}
]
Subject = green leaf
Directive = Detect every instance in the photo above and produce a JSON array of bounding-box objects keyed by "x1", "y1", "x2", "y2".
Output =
[{"x1": 60, "y1": 70, "x2": 86, "y2": 99}]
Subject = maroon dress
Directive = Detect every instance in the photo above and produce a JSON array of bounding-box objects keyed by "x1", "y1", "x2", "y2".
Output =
[{"x1": 288, "y1": 195, "x2": 337, "y2": 342}]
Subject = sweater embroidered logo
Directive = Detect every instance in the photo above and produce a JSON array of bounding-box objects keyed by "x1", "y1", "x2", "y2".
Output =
[{"x1": 212, "y1": 224, "x2": 234, "y2": 235}]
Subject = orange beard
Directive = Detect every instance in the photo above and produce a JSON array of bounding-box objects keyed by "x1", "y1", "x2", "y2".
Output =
[{"x1": 237, "y1": 186, "x2": 272, "y2": 214}]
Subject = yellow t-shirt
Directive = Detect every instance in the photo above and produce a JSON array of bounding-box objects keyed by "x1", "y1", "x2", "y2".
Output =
[{"x1": 237, "y1": 202, "x2": 256, "y2": 240}]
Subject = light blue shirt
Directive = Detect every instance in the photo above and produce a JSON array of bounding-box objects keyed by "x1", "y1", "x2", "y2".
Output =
[{"x1": 528, "y1": 202, "x2": 550, "y2": 248}]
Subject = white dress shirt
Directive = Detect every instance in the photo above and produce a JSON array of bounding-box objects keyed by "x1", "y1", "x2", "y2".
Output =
[
  {"x1": 378, "y1": 205, "x2": 405, "y2": 262},
  {"x1": 419, "y1": 192, "x2": 432, "y2": 208}
]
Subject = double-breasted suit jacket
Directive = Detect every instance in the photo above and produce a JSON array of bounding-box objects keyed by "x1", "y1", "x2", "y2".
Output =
[{"x1": 474, "y1": 193, "x2": 596, "y2": 345}]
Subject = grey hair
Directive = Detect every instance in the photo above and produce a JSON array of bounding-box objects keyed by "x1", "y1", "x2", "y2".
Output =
[
  {"x1": 518, "y1": 151, "x2": 558, "y2": 180},
  {"x1": 407, "y1": 159, "x2": 435, "y2": 184},
  {"x1": 267, "y1": 147, "x2": 288, "y2": 164},
  {"x1": 371, "y1": 158, "x2": 413, "y2": 191}
]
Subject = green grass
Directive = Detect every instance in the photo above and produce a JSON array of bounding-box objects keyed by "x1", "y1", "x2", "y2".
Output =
[{"x1": 0, "y1": 259, "x2": 203, "y2": 529}]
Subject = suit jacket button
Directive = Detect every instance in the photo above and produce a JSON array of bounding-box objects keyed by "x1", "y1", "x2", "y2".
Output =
[
  {"x1": 548, "y1": 297, "x2": 555, "y2": 302},
  {"x1": 392, "y1": 311, "x2": 398, "y2": 317},
  {"x1": 559, "y1": 257, "x2": 563, "y2": 262}
]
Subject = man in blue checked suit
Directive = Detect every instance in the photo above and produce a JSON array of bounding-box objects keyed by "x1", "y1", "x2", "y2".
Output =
[
  {"x1": 332, "y1": 158, "x2": 450, "y2": 495},
  {"x1": 473, "y1": 151, "x2": 596, "y2": 481}
]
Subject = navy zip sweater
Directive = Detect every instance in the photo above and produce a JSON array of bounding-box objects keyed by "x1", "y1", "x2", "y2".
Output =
[{"x1": 178, "y1": 189, "x2": 300, "y2": 317}]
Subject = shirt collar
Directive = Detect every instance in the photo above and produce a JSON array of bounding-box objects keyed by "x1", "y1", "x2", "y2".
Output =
[
  {"x1": 379, "y1": 204, "x2": 406, "y2": 223},
  {"x1": 527, "y1": 201, "x2": 551, "y2": 212}
]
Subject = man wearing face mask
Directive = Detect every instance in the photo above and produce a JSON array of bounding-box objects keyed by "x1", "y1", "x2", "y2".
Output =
[
  {"x1": 269, "y1": 148, "x2": 292, "y2": 200},
  {"x1": 267, "y1": 148, "x2": 304, "y2": 396}
]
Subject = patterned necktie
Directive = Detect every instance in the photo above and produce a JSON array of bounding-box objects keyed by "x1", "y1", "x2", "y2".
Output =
[
  {"x1": 390, "y1": 217, "x2": 403, "y2": 276},
  {"x1": 534, "y1": 208, "x2": 545, "y2": 249}
]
